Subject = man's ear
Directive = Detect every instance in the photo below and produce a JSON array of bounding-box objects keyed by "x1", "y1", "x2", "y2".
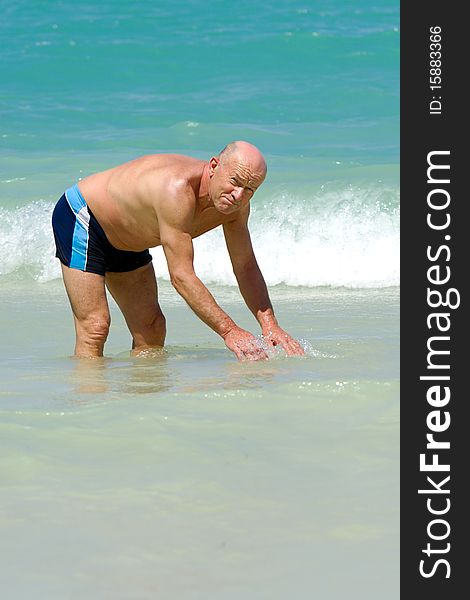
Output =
[{"x1": 209, "y1": 156, "x2": 219, "y2": 176}]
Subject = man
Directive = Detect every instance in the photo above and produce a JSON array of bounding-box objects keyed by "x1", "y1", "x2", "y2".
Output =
[{"x1": 52, "y1": 141, "x2": 304, "y2": 361}]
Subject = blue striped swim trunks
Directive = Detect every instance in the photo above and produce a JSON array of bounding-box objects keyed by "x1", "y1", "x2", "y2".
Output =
[{"x1": 52, "y1": 184, "x2": 152, "y2": 275}]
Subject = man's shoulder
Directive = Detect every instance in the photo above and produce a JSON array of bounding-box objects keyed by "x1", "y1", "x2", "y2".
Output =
[
  {"x1": 160, "y1": 174, "x2": 197, "y2": 206},
  {"x1": 144, "y1": 159, "x2": 197, "y2": 196},
  {"x1": 150, "y1": 176, "x2": 198, "y2": 231}
]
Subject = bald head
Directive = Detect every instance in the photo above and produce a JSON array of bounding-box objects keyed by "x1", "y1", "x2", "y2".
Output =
[
  {"x1": 219, "y1": 141, "x2": 267, "y2": 175},
  {"x1": 207, "y1": 141, "x2": 266, "y2": 214}
]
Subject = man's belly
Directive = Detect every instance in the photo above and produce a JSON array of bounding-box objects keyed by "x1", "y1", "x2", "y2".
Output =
[{"x1": 77, "y1": 183, "x2": 161, "y2": 251}]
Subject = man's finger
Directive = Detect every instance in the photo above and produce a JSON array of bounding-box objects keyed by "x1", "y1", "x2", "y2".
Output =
[
  {"x1": 279, "y1": 337, "x2": 304, "y2": 356},
  {"x1": 248, "y1": 346, "x2": 268, "y2": 361},
  {"x1": 287, "y1": 342, "x2": 305, "y2": 356}
]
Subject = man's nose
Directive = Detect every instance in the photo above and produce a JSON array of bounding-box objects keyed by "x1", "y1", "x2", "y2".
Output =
[{"x1": 232, "y1": 186, "x2": 244, "y2": 201}]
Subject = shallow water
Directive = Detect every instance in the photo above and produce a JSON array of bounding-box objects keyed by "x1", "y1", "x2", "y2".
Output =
[{"x1": 0, "y1": 283, "x2": 399, "y2": 599}]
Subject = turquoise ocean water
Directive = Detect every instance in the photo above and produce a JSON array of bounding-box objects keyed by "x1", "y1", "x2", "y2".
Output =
[{"x1": 1, "y1": 1, "x2": 399, "y2": 598}]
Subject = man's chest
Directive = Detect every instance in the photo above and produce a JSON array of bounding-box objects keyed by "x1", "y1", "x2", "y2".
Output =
[{"x1": 190, "y1": 207, "x2": 230, "y2": 239}]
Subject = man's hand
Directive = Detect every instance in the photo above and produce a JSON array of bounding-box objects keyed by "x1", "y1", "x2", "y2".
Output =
[
  {"x1": 262, "y1": 325, "x2": 305, "y2": 356},
  {"x1": 223, "y1": 326, "x2": 268, "y2": 361}
]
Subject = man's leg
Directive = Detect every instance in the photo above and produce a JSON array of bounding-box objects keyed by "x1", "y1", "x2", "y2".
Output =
[
  {"x1": 105, "y1": 262, "x2": 166, "y2": 353},
  {"x1": 61, "y1": 264, "x2": 111, "y2": 357}
]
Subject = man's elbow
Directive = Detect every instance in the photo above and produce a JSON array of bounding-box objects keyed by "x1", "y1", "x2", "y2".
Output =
[
  {"x1": 169, "y1": 269, "x2": 197, "y2": 294},
  {"x1": 169, "y1": 270, "x2": 184, "y2": 291}
]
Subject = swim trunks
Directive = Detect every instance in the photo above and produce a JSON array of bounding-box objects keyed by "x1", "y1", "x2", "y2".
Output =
[{"x1": 52, "y1": 184, "x2": 152, "y2": 275}]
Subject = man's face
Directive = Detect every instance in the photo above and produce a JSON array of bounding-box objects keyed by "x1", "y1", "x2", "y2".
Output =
[{"x1": 209, "y1": 156, "x2": 266, "y2": 215}]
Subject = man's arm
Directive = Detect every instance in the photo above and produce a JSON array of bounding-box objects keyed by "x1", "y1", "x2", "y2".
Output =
[
  {"x1": 223, "y1": 207, "x2": 304, "y2": 356},
  {"x1": 157, "y1": 193, "x2": 267, "y2": 361}
]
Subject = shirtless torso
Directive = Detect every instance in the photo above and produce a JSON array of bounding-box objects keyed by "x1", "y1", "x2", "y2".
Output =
[
  {"x1": 53, "y1": 141, "x2": 304, "y2": 361},
  {"x1": 78, "y1": 154, "x2": 233, "y2": 252}
]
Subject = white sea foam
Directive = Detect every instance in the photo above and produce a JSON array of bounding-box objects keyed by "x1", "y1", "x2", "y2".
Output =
[
  {"x1": 0, "y1": 185, "x2": 399, "y2": 288},
  {"x1": 0, "y1": 201, "x2": 59, "y2": 282}
]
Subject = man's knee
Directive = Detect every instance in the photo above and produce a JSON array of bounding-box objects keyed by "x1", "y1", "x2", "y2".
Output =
[
  {"x1": 136, "y1": 311, "x2": 166, "y2": 347},
  {"x1": 149, "y1": 311, "x2": 166, "y2": 343},
  {"x1": 77, "y1": 315, "x2": 111, "y2": 344}
]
